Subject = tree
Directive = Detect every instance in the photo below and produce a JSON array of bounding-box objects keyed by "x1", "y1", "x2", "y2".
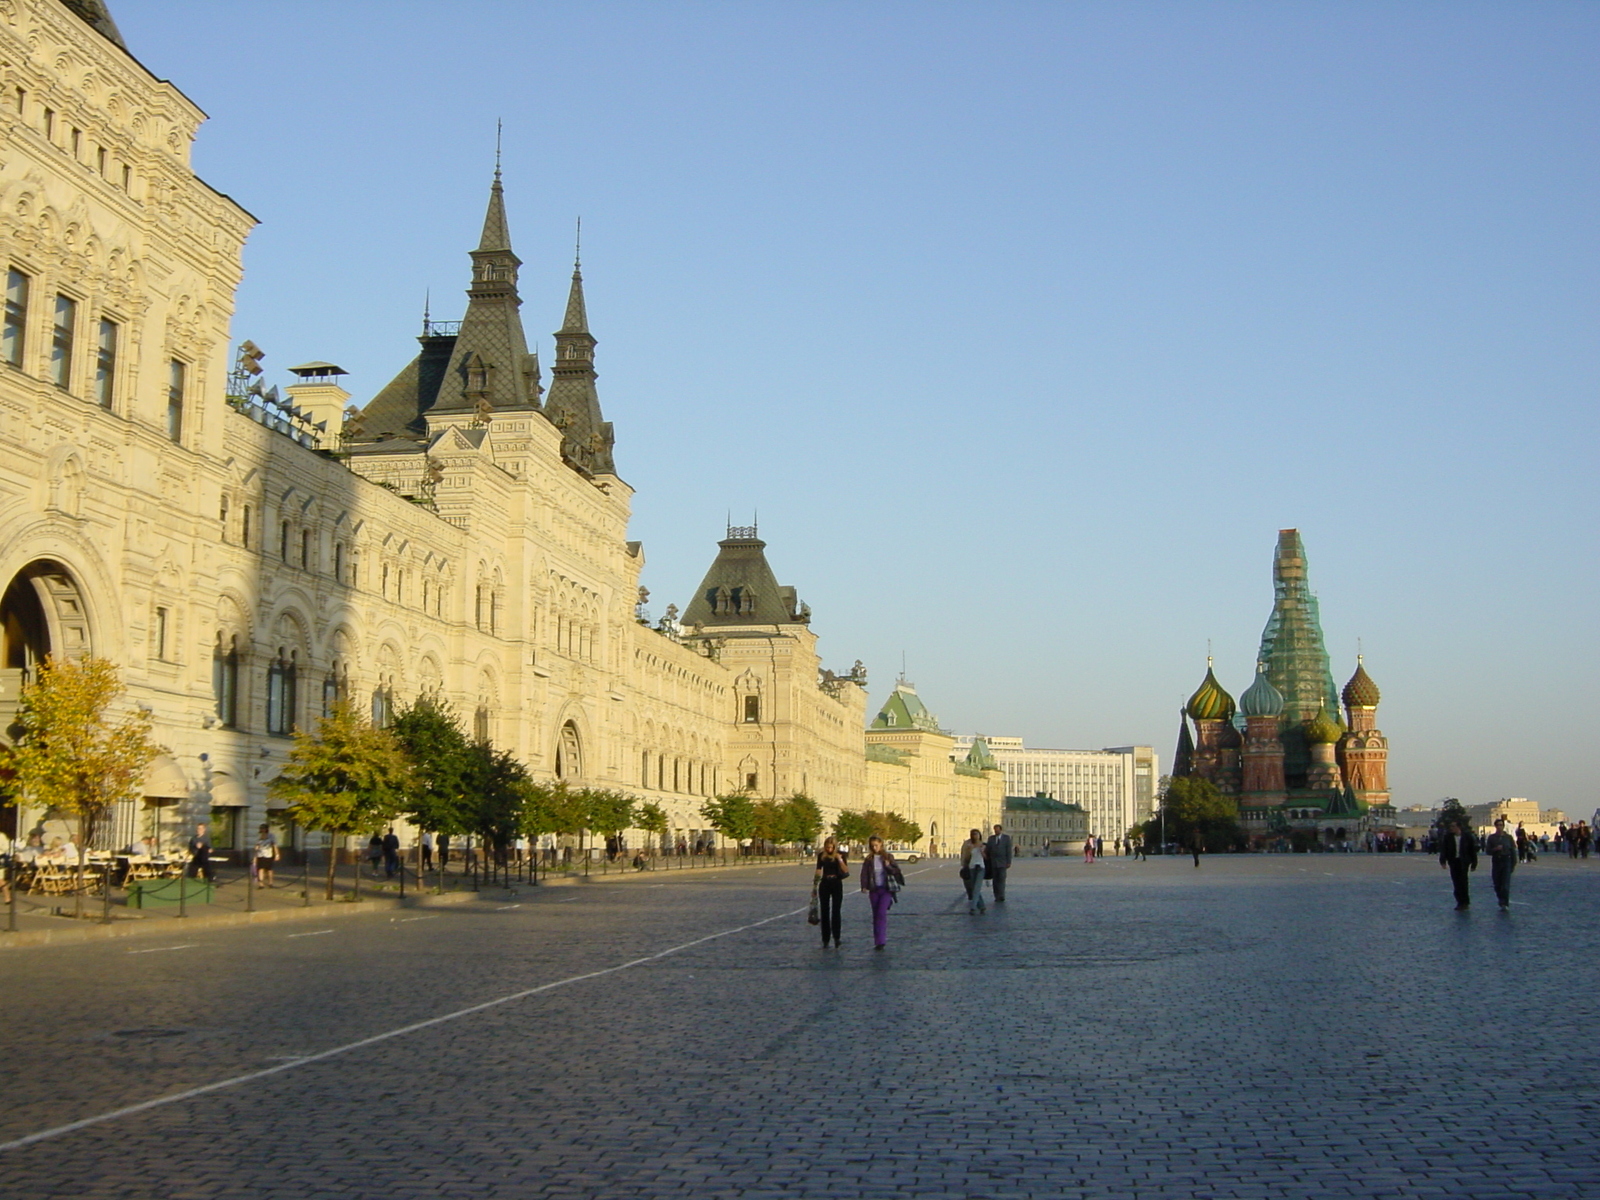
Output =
[
  {"x1": 776, "y1": 793, "x2": 824, "y2": 848},
  {"x1": 636, "y1": 801, "x2": 669, "y2": 856},
  {"x1": 465, "y1": 743, "x2": 533, "y2": 872},
  {"x1": 701, "y1": 791, "x2": 757, "y2": 849},
  {"x1": 832, "y1": 810, "x2": 874, "y2": 847},
  {"x1": 584, "y1": 788, "x2": 637, "y2": 843},
  {"x1": 1438, "y1": 797, "x2": 1471, "y2": 834},
  {"x1": 389, "y1": 697, "x2": 476, "y2": 844},
  {"x1": 268, "y1": 704, "x2": 414, "y2": 899},
  {"x1": 10, "y1": 656, "x2": 162, "y2": 917},
  {"x1": 1146, "y1": 775, "x2": 1242, "y2": 853}
]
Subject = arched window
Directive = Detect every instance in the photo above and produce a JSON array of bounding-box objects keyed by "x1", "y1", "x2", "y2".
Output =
[
  {"x1": 322, "y1": 660, "x2": 348, "y2": 717},
  {"x1": 641, "y1": 750, "x2": 651, "y2": 788},
  {"x1": 474, "y1": 705, "x2": 490, "y2": 744},
  {"x1": 212, "y1": 633, "x2": 238, "y2": 728},
  {"x1": 371, "y1": 682, "x2": 393, "y2": 728},
  {"x1": 266, "y1": 647, "x2": 297, "y2": 735}
]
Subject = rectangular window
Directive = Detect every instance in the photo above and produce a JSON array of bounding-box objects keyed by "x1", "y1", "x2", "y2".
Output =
[
  {"x1": 743, "y1": 694, "x2": 760, "y2": 724},
  {"x1": 42, "y1": 107, "x2": 53, "y2": 140},
  {"x1": 70, "y1": 127, "x2": 81, "y2": 157},
  {"x1": 3, "y1": 269, "x2": 27, "y2": 367},
  {"x1": 280, "y1": 521, "x2": 290, "y2": 561},
  {"x1": 334, "y1": 543, "x2": 344, "y2": 582},
  {"x1": 49, "y1": 294, "x2": 76, "y2": 388},
  {"x1": 121, "y1": 164, "x2": 131, "y2": 191},
  {"x1": 94, "y1": 318, "x2": 117, "y2": 408},
  {"x1": 300, "y1": 530, "x2": 310, "y2": 569},
  {"x1": 96, "y1": 146, "x2": 106, "y2": 175},
  {"x1": 154, "y1": 606, "x2": 169, "y2": 661},
  {"x1": 241, "y1": 505, "x2": 252, "y2": 548},
  {"x1": 166, "y1": 359, "x2": 185, "y2": 441},
  {"x1": 14, "y1": 88, "x2": 24, "y2": 115}
]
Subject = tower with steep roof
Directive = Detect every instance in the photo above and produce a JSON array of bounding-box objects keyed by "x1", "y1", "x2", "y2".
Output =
[
  {"x1": 1238, "y1": 662, "x2": 1287, "y2": 809},
  {"x1": 1257, "y1": 529, "x2": 1341, "y2": 789},
  {"x1": 1184, "y1": 660, "x2": 1241, "y2": 795},
  {"x1": 1338, "y1": 657, "x2": 1390, "y2": 810},
  {"x1": 543, "y1": 242, "x2": 616, "y2": 477},
  {"x1": 357, "y1": 172, "x2": 545, "y2": 441}
]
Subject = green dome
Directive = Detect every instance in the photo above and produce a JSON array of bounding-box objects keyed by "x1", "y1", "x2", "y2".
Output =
[
  {"x1": 1305, "y1": 706, "x2": 1344, "y2": 745},
  {"x1": 1342, "y1": 659, "x2": 1381, "y2": 708},
  {"x1": 1239, "y1": 665, "x2": 1285, "y2": 719},
  {"x1": 1186, "y1": 665, "x2": 1236, "y2": 722}
]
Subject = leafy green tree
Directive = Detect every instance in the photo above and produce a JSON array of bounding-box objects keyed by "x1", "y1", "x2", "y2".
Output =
[
  {"x1": 636, "y1": 801, "x2": 669, "y2": 855},
  {"x1": 832, "y1": 809, "x2": 874, "y2": 846},
  {"x1": 777, "y1": 793, "x2": 824, "y2": 847},
  {"x1": 1149, "y1": 775, "x2": 1242, "y2": 853},
  {"x1": 1438, "y1": 797, "x2": 1472, "y2": 833},
  {"x1": 389, "y1": 698, "x2": 476, "y2": 864},
  {"x1": 11, "y1": 655, "x2": 162, "y2": 916},
  {"x1": 268, "y1": 704, "x2": 414, "y2": 899},
  {"x1": 466, "y1": 743, "x2": 532, "y2": 869},
  {"x1": 585, "y1": 788, "x2": 638, "y2": 842},
  {"x1": 701, "y1": 791, "x2": 757, "y2": 849}
]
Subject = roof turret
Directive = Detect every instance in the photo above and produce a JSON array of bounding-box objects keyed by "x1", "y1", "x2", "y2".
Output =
[
  {"x1": 543, "y1": 236, "x2": 616, "y2": 476},
  {"x1": 1186, "y1": 661, "x2": 1236, "y2": 722},
  {"x1": 1342, "y1": 657, "x2": 1381, "y2": 708},
  {"x1": 680, "y1": 526, "x2": 809, "y2": 628},
  {"x1": 871, "y1": 681, "x2": 945, "y2": 733},
  {"x1": 1239, "y1": 663, "x2": 1286, "y2": 719}
]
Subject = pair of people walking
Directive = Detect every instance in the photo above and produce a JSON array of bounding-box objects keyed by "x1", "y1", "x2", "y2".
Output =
[
  {"x1": 813, "y1": 836, "x2": 906, "y2": 950},
  {"x1": 1439, "y1": 817, "x2": 1517, "y2": 911},
  {"x1": 959, "y1": 824, "x2": 1013, "y2": 914}
]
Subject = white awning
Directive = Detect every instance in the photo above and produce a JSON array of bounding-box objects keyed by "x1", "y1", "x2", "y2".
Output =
[
  {"x1": 209, "y1": 774, "x2": 248, "y2": 808},
  {"x1": 142, "y1": 755, "x2": 189, "y2": 801}
]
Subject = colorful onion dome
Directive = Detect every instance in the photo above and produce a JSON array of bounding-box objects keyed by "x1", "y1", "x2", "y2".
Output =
[
  {"x1": 1304, "y1": 705, "x2": 1344, "y2": 745},
  {"x1": 1239, "y1": 664, "x2": 1285, "y2": 719},
  {"x1": 1186, "y1": 663, "x2": 1236, "y2": 722},
  {"x1": 1342, "y1": 658, "x2": 1381, "y2": 708}
]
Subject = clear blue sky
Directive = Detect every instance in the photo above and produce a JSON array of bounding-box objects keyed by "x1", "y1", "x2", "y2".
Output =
[{"x1": 116, "y1": 2, "x2": 1597, "y2": 814}]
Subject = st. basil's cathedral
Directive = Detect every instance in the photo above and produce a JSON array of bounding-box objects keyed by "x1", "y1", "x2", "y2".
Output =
[{"x1": 1173, "y1": 530, "x2": 1393, "y2": 843}]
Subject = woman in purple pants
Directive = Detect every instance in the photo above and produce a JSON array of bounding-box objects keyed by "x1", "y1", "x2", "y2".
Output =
[{"x1": 858, "y1": 836, "x2": 906, "y2": 951}]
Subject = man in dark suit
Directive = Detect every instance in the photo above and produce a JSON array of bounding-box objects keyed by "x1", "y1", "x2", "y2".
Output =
[
  {"x1": 986, "y1": 823, "x2": 1014, "y2": 903},
  {"x1": 1438, "y1": 819, "x2": 1478, "y2": 910},
  {"x1": 1484, "y1": 816, "x2": 1517, "y2": 911}
]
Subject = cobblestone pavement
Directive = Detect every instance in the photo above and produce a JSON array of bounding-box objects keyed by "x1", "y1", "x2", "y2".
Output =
[{"x1": 0, "y1": 853, "x2": 1595, "y2": 1199}]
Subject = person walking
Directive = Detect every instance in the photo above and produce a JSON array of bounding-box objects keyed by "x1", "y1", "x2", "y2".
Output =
[
  {"x1": 986, "y1": 823, "x2": 1013, "y2": 902},
  {"x1": 960, "y1": 828, "x2": 987, "y2": 914},
  {"x1": 1083, "y1": 834, "x2": 1096, "y2": 864},
  {"x1": 1484, "y1": 817, "x2": 1517, "y2": 911},
  {"x1": 859, "y1": 835, "x2": 905, "y2": 951},
  {"x1": 1190, "y1": 831, "x2": 1203, "y2": 868},
  {"x1": 814, "y1": 836, "x2": 849, "y2": 948},
  {"x1": 1514, "y1": 823, "x2": 1531, "y2": 864},
  {"x1": 186, "y1": 823, "x2": 213, "y2": 882},
  {"x1": 1438, "y1": 819, "x2": 1478, "y2": 910},
  {"x1": 421, "y1": 831, "x2": 434, "y2": 872},
  {"x1": 253, "y1": 823, "x2": 278, "y2": 888},
  {"x1": 382, "y1": 828, "x2": 401, "y2": 879}
]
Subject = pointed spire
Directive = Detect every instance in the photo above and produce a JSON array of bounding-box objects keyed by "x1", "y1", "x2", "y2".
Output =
[
  {"x1": 561, "y1": 221, "x2": 589, "y2": 334},
  {"x1": 478, "y1": 169, "x2": 511, "y2": 253}
]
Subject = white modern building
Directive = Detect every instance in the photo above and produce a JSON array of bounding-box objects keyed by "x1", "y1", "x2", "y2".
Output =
[{"x1": 951, "y1": 737, "x2": 1159, "y2": 843}]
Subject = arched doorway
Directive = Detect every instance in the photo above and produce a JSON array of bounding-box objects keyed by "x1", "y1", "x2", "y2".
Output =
[
  {"x1": 554, "y1": 720, "x2": 582, "y2": 781},
  {"x1": 1, "y1": 561, "x2": 91, "y2": 735}
]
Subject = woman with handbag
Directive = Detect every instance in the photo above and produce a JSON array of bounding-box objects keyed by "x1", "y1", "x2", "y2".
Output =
[
  {"x1": 813, "y1": 836, "x2": 849, "y2": 948},
  {"x1": 959, "y1": 828, "x2": 988, "y2": 914},
  {"x1": 859, "y1": 835, "x2": 905, "y2": 951}
]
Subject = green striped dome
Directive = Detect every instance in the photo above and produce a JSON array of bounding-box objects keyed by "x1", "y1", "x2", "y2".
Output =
[{"x1": 1186, "y1": 665, "x2": 1236, "y2": 722}]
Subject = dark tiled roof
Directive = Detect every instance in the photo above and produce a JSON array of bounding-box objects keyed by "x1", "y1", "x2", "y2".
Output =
[{"x1": 681, "y1": 534, "x2": 804, "y2": 627}]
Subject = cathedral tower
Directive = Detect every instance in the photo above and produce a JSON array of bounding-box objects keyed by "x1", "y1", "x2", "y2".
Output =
[
  {"x1": 1185, "y1": 661, "x2": 1241, "y2": 796},
  {"x1": 1258, "y1": 529, "x2": 1340, "y2": 789},
  {"x1": 1238, "y1": 663, "x2": 1287, "y2": 816},
  {"x1": 1338, "y1": 657, "x2": 1390, "y2": 809}
]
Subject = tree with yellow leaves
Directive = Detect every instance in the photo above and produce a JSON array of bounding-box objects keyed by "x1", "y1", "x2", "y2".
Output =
[{"x1": 10, "y1": 655, "x2": 163, "y2": 917}]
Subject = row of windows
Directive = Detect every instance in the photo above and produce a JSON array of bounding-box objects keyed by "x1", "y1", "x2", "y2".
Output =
[
  {"x1": 5, "y1": 265, "x2": 185, "y2": 438},
  {"x1": 213, "y1": 636, "x2": 491, "y2": 740},
  {"x1": 16, "y1": 85, "x2": 136, "y2": 191},
  {"x1": 640, "y1": 751, "x2": 719, "y2": 797}
]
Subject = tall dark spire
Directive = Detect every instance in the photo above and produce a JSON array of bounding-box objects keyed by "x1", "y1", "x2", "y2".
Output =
[
  {"x1": 418, "y1": 172, "x2": 540, "y2": 421},
  {"x1": 543, "y1": 222, "x2": 615, "y2": 475}
]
